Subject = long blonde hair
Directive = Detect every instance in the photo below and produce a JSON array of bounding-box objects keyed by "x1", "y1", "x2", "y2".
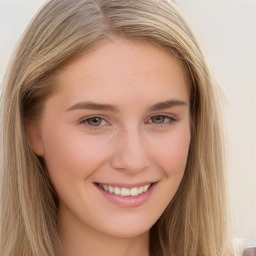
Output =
[{"x1": 0, "y1": 0, "x2": 234, "y2": 255}]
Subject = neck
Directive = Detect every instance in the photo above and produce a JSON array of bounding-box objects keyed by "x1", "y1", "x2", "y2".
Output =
[{"x1": 58, "y1": 209, "x2": 150, "y2": 256}]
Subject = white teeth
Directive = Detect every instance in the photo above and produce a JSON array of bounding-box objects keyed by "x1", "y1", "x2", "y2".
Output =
[
  {"x1": 98, "y1": 183, "x2": 152, "y2": 197},
  {"x1": 138, "y1": 186, "x2": 144, "y2": 194},
  {"x1": 121, "y1": 188, "x2": 130, "y2": 196},
  {"x1": 109, "y1": 186, "x2": 114, "y2": 193},
  {"x1": 130, "y1": 187, "x2": 139, "y2": 196},
  {"x1": 143, "y1": 185, "x2": 150, "y2": 192},
  {"x1": 114, "y1": 187, "x2": 121, "y2": 195}
]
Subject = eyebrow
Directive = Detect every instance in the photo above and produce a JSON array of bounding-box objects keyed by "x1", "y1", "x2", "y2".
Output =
[
  {"x1": 66, "y1": 102, "x2": 120, "y2": 112},
  {"x1": 66, "y1": 99, "x2": 187, "y2": 112},
  {"x1": 149, "y1": 99, "x2": 187, "y2": 111}
]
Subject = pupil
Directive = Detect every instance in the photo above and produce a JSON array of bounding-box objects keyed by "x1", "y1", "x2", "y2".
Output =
[
  {"x1": 153, "y1": 116, "x2": 164, "y2": 123},
  {"x1": 88, "y1": 117, "x2": 101, "y2": 126}
]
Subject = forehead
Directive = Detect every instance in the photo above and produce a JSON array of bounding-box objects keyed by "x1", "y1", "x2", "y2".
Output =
[{"x1": 53, "y1": 37, "x2": 190, "y2": 105}]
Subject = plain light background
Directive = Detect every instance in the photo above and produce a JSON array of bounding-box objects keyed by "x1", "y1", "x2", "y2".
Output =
[{"x1": 0, "y1": 0, "x2": 255, "y2": 243}]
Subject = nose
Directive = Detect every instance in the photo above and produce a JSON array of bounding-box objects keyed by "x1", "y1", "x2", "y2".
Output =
[{"x1": 110, "y1": 127, "x2": 150, "y2": 173}]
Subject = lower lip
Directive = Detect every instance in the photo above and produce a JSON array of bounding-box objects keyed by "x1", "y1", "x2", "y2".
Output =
[{"x1": 95, "y1": 183, "x2": 156, "y2": 208}]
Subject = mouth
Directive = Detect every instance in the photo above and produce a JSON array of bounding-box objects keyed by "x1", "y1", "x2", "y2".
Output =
[{"x1": 95, "y1": 182, "x2": 153, "y2": 197}]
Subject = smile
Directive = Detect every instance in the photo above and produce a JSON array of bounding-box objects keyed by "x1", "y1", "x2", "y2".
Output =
[{"x1": 96, "y1": 183, "x2": 152, "y2": 197}]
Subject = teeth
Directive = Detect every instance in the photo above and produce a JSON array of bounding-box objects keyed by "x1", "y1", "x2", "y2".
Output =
[
  {"x1": 103, "y1": 185, "x2": 108, "y2": 192},
  {"x1": 138, "y1": 186, "x2": 144, "y2": 194},
  {"x1": 143, "y1": 185, "x2": 150, "y2": 192},
  {"x1": 121, "y1": 188, "x2": 130, "y2": 196},
  {"x1": 98, "y1": 183, "x2": 152, "y2": 197},
  {"x1": 130, "y1": 187, "x2": 139, "y2": 196},
  {"x1": 109, "y1": 186, "x2": 114, "y2": 193},
  {"x1": 114, "y1": 187, "x2": 121, "y2": 195}
]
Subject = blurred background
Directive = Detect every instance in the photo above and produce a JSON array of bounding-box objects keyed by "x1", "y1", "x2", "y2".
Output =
[
  {"x1": 175, "y1": 0, "x2": 256, "y2": 246},
  {"x1": 0, "y1": 0, "x2": 255, "y2": 251}
]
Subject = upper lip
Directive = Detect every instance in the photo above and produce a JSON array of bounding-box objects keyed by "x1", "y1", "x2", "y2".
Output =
[{"x1": 94, "y1": 181, "x2": 157, "y2": 188}]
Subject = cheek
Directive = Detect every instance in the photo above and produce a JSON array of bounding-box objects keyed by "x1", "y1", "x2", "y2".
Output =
[
  {"x1": 151, "y1": 126, "x2": 190, "y2": 177},
  {"x1": 146, "y1": 127, "x2": 190, "y2": 216},
  {"x1": 41, "y1": 123, "x2": 111, "y2": 184}
]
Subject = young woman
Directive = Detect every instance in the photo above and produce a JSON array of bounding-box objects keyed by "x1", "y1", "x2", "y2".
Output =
[{"x1": 0, "y1": 0, "x2": 234, "y2": 255}]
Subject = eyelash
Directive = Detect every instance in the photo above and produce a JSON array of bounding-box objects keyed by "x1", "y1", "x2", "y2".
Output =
[
  {"x1": 78, "y1": 114, "x2": 177, "y2": 129},
  {"x1": 78, "y1": 115, "x2": 108, "y2": 129},
  {"x1": 147, "y1": 114, "x2": 177, "y2": 126}
]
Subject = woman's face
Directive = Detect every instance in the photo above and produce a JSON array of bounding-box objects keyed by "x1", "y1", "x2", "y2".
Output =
[{"x1": 28, "y1": 38, "x2": 190, "y2": 239}]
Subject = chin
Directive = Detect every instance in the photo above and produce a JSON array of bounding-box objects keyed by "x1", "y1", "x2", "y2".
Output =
[{"x1": 97, "y1": 216, "x2": 155, "y2": 239}]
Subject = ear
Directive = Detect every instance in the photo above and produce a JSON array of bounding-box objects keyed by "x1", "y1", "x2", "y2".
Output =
[{"x1": 25, "y1": 119, "x2": 45, "y2": 156}]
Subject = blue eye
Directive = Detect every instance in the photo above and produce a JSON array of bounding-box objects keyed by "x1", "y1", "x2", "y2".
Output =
[
  {"x1": 149, "y1": 115, "x2": 176, "y2": 124},
  {"x1": 81, "y1": 116, "x2": 107, "y2": 127}
]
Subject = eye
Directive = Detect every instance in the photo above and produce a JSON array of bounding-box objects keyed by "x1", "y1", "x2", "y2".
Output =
[
  {"x1": 80, "y1": 116, "x2": 107, "y2": 127},
  {"x1": 149, "y1": 115, "x2": 176, "y2": 125}
]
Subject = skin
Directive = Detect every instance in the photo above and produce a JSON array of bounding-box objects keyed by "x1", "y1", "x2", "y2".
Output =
[{"x1": 27, "y1": 38, "x2": 191, "y2": 256}]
